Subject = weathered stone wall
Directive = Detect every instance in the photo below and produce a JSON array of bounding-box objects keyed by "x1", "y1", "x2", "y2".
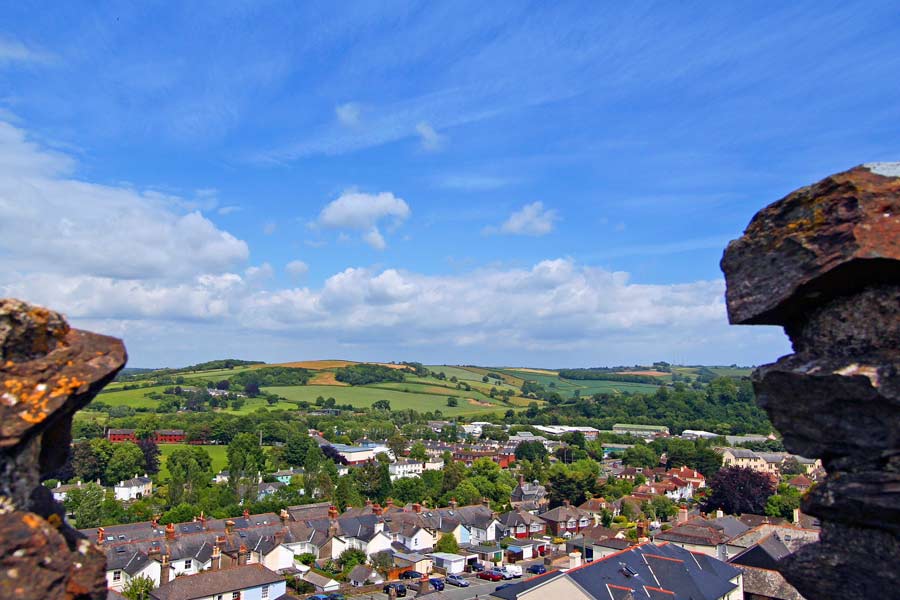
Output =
[
  {"x1": 722, "y1": 163, "x2": 900, "y2": 598},
  {"x1": 0, "y1": 299, "x2": 126, "y2": 599}
]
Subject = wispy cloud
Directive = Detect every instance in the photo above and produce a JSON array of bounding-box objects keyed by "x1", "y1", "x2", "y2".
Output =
[
  {"x1": 433, "y1": 174, "x2": 519, "y2": 191},
  {"x1": 0, "y1": 37, "x2": 55, "y2": 67},
  {"x1": 416, "y1": 121, "x2": 443, "y2": 152},
  {"x1": 335, "y1": 102, "x2": 362, "y2": 127},
  {"x1": 484, "y1": 202, "x2": 559, "y2": 236}
]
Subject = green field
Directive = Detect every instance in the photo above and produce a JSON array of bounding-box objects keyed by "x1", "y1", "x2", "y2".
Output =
[
  {"x1": 158, "y1": 443, "x2": 229, "y2": 479},
  {"x1": 265, "y1": 384, "x2": 509, "y2": 416},
  {"x1": 495, "y1": 368, "x2": 662, "y2": 395},
  {"x1": 94, "y1": 384, "x2": 299, "y2": 414}
]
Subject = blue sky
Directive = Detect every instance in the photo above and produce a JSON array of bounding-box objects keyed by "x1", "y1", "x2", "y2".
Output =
[{"x1": 1, "y1": 1, "x2": 898, "y2": 367}]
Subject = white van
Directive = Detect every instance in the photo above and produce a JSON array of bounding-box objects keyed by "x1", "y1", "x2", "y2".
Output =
[{"x1": 501, "y1": 565, "x2": 523, "y2": 578}]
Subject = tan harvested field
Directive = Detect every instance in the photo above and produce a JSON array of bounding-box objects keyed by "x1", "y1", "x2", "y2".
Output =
[
  {"x1": 266, "y1": 360, "x2": 357, "y2": 370},
  {"x1": 467, "y1": 398, "x2": 494, "y2": 407},
  {"x1": 618, "y1": 370, "x2": 670, "y2": 377},
  {"x1": 464, "y1": 366, "x2": 526, "y2": 387},
  {"x1": 308, "y1": 371, "x2": 348, "y2": 385},
  {"x1": 514, "y1": 367, "x2": 559, "y2": 375}
]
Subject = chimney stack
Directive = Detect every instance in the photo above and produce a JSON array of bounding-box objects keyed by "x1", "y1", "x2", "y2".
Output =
[
  {"x1": 793, "y1": 508, "x2": 801, "y2": 524},
  {"x1": 200, "y1": 512, "x2": 207, "y2": 530},
  {"x1": 677, "y1": 506, "x2": 689, "y2": 524},
  {"x1": 215, "y1": 535, "x2": 226, "y2": 549},
  {"x1": 373, "y1": 503, "x2": 383, "y2": 516},
  {"x1": 165, "y1": 522, "x2": 176, "y2": 541},
  {"x1": 385, "y1": 498, "x2": 395, "y2": 509},
  {"x1": 96, "y1": 527, "x2": 105, "y2": 546},
  {"x1": 151, "y1": 515, "x2": 159, "y2": 529},
  {"x1": 715, "y1": 509, "x2": 724, "y2": 519},
  {"x1": 211, "y1": 544, "x2": 221, "y2": 571},
  {"x1": 280, "y1": 508, "x2": 289, "y2": 525},
  {"x1": 225, "y1": 520, "x2": 235, "y2": 535},
  {"x1": 328, "y1": 505, "x2": 339, "y2": 520},
  {"x1": 238, "y1": 543, "x2": 249, "y2": 565},
  {"x1": 243, "y1": 508, "x2": 250, "y2": 520},
  {"x1": 160, "y1": 554, "x2": 171, "y2": 585},
  {"x1": 412, "y1": 503, "x2": 423, "y2": 513}
]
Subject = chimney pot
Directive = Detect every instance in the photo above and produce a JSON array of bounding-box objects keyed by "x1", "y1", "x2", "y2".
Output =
[
  {"x1": 243, "y1": 509, "x2": 250, "y2": 520},
  {"x1": 165, "y1": 522, "x2": 176, "y2": 541},
  {"x1": 96, "y1": 527, "x2": 105, "y2": 545},
  {"x1": 225, "y1": 520, "x2": 235, "y2": 534}
]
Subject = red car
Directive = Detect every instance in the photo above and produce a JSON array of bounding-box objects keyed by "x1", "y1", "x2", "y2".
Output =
[{"x1": 478, "y1": 570, "x2": 505, "y2": 582}]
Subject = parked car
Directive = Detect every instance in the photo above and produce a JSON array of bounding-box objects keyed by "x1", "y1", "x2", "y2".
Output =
[
  {"x1": 502, "y1": 565, "x2": 523, "y2": 578},
  {"x1": 498, "y1": 569, "x2": 515, "y2": 580},
  {"x1": 400, "y1": 570, "x2": 424, "y2": 580},
  {"x1": 429, "y1": 578, "x2": 445, "y2": 591},
  {"x1": 308, "y1": 596, "x2": 329, "y2": 600},
  {"x1": 447, "y1": 574, "x2": 470, "y2": 587},
  {"x1": 527, "y1": 564, "x2": 547, "y2": 575},
  {"x1": 478, "y1": 570, "x2": 505, "y2": 582},
  {"x1": 383, "y1": 583, "x2": 407, "y2": 597},
  {"x1": 469, "y1": 562, "x2": 485, "y2": 572}
]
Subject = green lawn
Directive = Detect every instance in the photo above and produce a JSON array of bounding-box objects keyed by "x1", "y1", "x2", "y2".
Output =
[
  {"x1": 94, "y1": 384, "x2": 298, "y2": 414},
  {"x1": 264, "y1": 384, "x2": 509, "y2": 416},
  {"x1": 495, "y1": 368, "x2": 662, "y2": 395},
  {"x1": 158, "y1": 443, "x2": 229, "y2": 479}
]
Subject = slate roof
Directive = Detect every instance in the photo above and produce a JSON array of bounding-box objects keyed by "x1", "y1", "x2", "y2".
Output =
[
  {"x1": 499, "y1": 509, "x2": 545, "y2": 528},
  {"x1": 493, "y1": 543, "x2": 739, "y2": 600},
  {"x1": 735, "y1": 565, "x2": 804, "y2": 600},
  {"x1": 539, "y1": 504, "x2": 592, "y2": 524},
  {"x1": 150, "y1": 564, "x2": 283, "y2": 600},
  {"x1": 286, "y1": 502, "x2": 332, "y2": 521},
  {"x1": 568, "y1": 542, "x2": 740, "y2": 600}
]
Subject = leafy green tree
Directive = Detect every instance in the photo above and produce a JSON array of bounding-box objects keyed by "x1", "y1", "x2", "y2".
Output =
[
  {"x1": 515, "y1": 441, "x2": 548, "y2": 462},
  {"x1": 435, "y1": 533, "x2": 460, "y2": 554},
  {"x1": 372, "y1": 399, "x2": 391, "y2": 411},
  {"x1": 447, "y1": 479, "x2": 481, "y2": 506},
  {"x1": 227, "y1": 433, "x2": 267, "y2": 492},
  {"x1": 339, "y1": 548, "x2": 367, "y2": 572},
  {"x1": 167, "y1": 446, "x2": 213, "y2": 505},
  {"x1": 765, "y1": 484, "x2": 802, "y2": 520},
  {"x1": 122, "y1": 575, "x2": 155, "y2": 600},
  {"x1": 387, "y1": 434, "x2": 408, "y2": 459},
  {"x1": 446, "y1": 397, "x2": 458, "y2": 407},
  {"x1": 284, "y1": 433, "x2": 312, "y2": 467},
  {"x1": 160, "y1": 502, "x2": 198, "y2": 525},
  {"x1": 392, "y1": 477, "x2": 427, "y2": 504},
  {"x1": 106, "y1": 442, "x2": 146, "y2": 484},
  {"x1": 65, "y1": 482, "x2": 105, "y2": 527},
  {"x1": 334, "y1": 475, "x2": 362, "y2": 511},
  {"x1": 72, "y1": 441, "x2": 104, "y2": 483},
  {"x1": 441, "y1": 461, "x2": 467, "y2": 494},
  {"x1": 622, "y1": 444, "x2": 659, "y2": 468},
  {"x1": 650, "y1": 495, "x2": 676, "y2": 520},
  {"x1": 408, "y1": 442, "x2": 428, "y2": 462}
]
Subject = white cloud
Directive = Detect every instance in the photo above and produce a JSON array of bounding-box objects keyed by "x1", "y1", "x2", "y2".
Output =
[
  {"x1": 285, "y1": 260, "x2": 309, "y2": 278},
  {"x1": 244, "y1": 263, "x2": 274, "y2": 283},
  {"x1": 434, "y1": 174, "x2": 518, "y2": 191},
  {"x1": 415, "y1": 121, "x2": 443, "y2": 151},
  {"x1": 0, "y1": 37, "x2": 55, "y2": 66},
  {"x1": 485, "y1": 201, "x2": 559, "y2": 236},
  {"x1": 318, "y1": 191, "x2": 411, "y2": 249},
  {"x1": 218, "y1": 205, "x2": 241, "y2": 215},
  {"x1": 0, "y1": 121, "x2": 249, "y2": 281},
  {"x1": 335, "y1": 102, "x2": 362, "y2": 127}
]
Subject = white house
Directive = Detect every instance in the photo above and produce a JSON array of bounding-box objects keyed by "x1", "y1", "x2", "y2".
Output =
[
  {"x1": 428, "y1": 552, "x2": 467, "y2": 574},
  {"x1": 114, "y1": 475, "x2": 152, "y2": 501}
]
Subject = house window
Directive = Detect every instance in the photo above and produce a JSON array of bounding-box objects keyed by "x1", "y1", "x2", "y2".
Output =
[
  {"x1": 215, "y1": 596, "x2": 223, "y2": 600},
  {"x1": 261, "y1": 585, "x2": 269, "y2": 599},
  {"x1": 112, "y1": 570, "x2": 121, "y2": 582},
  {"x1": 231, "y1": 593, "x2": 240, "y2": 600},
  {"x1": 184, "y1": 560, "x2": 191, "y2": 569}
]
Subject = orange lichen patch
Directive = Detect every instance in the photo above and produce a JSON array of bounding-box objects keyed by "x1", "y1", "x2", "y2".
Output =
[
  {"x1": 4, "y1": 374, "x2": 85, "y2": 424},
  {"x1": 46, "y1": 513, "x2": 62, "y2": 529},
  {"x1": 49, "y1": 376, "x2": 85, "y2": 399},
  {"x1": 22, "y1": 513, "x2": 43, "y2": 530}
]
